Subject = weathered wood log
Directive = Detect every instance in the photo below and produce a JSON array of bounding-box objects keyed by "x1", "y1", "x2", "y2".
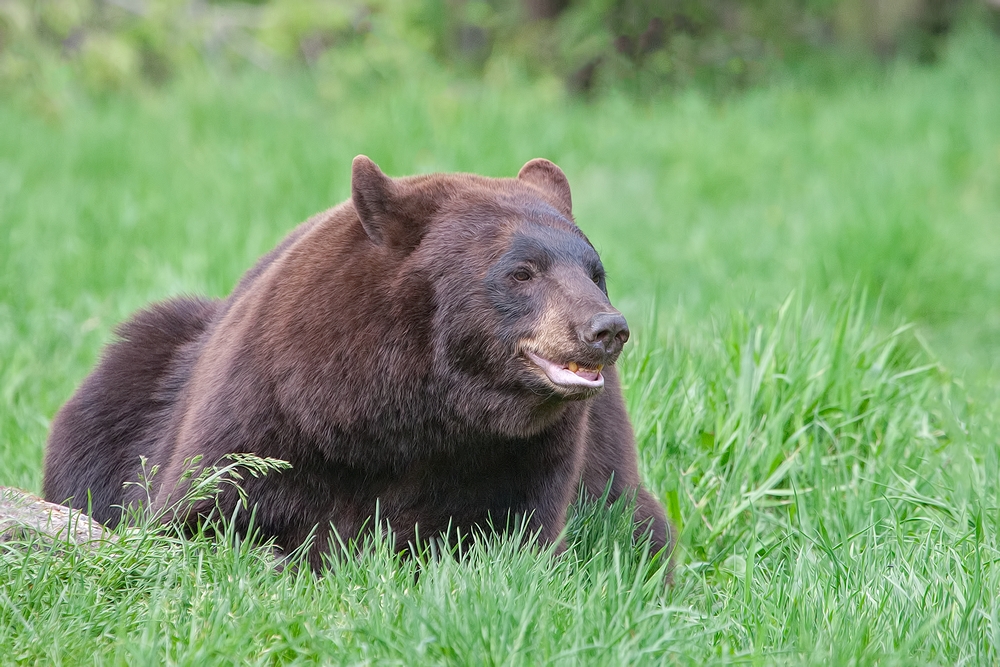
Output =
[{"x1": 0, "y1": 487, "x2": 114, "y2": 547}]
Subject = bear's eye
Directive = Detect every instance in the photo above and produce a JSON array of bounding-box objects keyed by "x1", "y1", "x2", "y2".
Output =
[
  {"x1": 512, "y1": 269, "x2": 532, "y2": 282},
  {"x1": 592, "y1": 273, "x2": 604, "y2": 285}
]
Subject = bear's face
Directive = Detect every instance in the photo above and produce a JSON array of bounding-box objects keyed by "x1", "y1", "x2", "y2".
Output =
[
  {"x1": 418, "y1": 183, "x2": 629, "y2": 416},
  {"x1": 481, "y1": 217, "x2": 628, "y2": 401},
  {"x1": 351, "y1": 156, "x2": 628, "y2": 434}
]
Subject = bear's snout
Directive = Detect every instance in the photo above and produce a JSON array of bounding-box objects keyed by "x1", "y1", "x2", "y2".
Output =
[{"x1": 580, "y1": 312, "x2": 630, "y2": 358}]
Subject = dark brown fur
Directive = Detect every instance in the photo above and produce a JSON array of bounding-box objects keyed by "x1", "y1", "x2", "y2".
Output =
[{"x1": 44, "y1": 157, "x2": 674, "y2": 573}]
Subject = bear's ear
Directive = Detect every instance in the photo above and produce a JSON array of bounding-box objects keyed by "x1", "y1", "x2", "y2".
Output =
[
  {"x1": 352, "y1": 155, "x2": 400, "y2": 247},
  {"x1": 517, "y1": 158, "x2": 573, "y2": 218}
]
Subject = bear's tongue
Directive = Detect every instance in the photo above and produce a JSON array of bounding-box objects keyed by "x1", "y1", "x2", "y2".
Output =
[{"x1": 525, "y1": 351, "x2": 604, "y2": 389}]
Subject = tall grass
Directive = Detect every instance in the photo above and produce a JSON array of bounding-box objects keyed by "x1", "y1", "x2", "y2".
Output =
[
  {"x1": 1, "y1": 293, "x2": 995, "y2": 664},
  {"x1": 0, "y1": 25, "x2": 998, "y2": 666}
]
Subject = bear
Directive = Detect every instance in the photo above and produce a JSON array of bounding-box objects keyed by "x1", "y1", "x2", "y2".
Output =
[{"x1": 43, "y1": 156, "x2": 674, "y2": 574}]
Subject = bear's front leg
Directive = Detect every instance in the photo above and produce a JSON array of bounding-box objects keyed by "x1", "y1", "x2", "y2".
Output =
[{"x1": 579, "y1": 368, "x2": 675, "y2": 576}]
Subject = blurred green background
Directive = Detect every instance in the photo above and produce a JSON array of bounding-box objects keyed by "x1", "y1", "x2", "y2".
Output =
[{"x1": 4, "y1": 0, "x2": 998, "y2": 99}]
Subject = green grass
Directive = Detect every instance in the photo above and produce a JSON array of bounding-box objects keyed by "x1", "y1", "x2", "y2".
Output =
[{"x1": 2, "y1": 27, "x2": 999, "y2": 665}]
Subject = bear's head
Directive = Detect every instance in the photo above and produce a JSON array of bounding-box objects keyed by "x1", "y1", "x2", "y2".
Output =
[{"x1": 351, "y1": 156, "x2": 629, "y2": 436}]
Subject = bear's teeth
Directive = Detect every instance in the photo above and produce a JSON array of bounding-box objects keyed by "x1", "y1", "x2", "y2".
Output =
[{"x1": 567, "y1": 361, "x2": 603, "y2": 375}]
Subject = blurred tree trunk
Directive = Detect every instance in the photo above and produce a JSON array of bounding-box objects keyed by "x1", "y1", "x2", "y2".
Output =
[{"x1": 524, "y1": 0, "x2": 570, "y2": 21}]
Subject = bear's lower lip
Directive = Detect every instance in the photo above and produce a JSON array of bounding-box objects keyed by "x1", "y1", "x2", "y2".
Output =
[{"x1": 524, "y1": 351, "x2": 604, "y2": 391}]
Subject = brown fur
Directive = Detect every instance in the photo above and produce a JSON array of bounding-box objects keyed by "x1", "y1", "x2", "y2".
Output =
[{"x1": 43, "y1": 157, "x2": 675, "y2": 574}]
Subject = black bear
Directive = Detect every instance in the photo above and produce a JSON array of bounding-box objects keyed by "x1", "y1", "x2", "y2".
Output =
[{"x1": 44, "y1": 157, "x2": 674, "y2": 573}]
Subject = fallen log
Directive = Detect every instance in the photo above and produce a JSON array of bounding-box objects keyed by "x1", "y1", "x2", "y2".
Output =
[{"x1": 0, "y1": 487, "x2": 114, "y2": 547}]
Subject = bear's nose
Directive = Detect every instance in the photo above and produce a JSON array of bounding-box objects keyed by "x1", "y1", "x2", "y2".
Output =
[{"x1": 582, "y1": 312, "x2": 630, "y2": 357}]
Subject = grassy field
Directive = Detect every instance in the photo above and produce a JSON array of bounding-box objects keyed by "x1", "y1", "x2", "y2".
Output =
[{"x1": 1, "y1": 26, "x2": 999, "y2": 665}]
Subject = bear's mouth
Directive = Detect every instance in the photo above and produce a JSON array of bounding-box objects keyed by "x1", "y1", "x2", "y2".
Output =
[{"x1": 523, "y1": 350, "x2": 604, "y2": 391}]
